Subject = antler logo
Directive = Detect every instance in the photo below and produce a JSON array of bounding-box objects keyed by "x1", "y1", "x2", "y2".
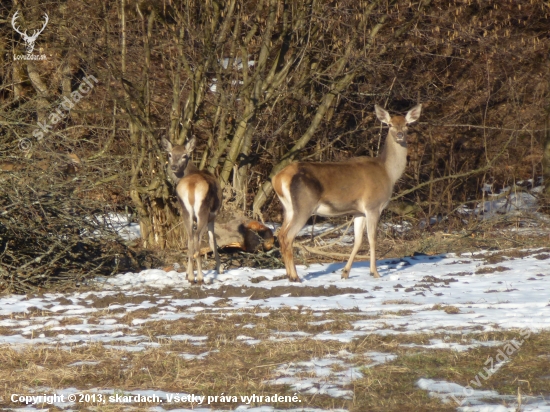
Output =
[{"x1": 12, "y1": 11, "x2": 49, "y2": 55}]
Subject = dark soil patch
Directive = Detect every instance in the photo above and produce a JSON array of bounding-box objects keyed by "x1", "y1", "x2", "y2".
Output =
[
  {"x1": 484, "y1": 255, "x2": 507, "y2": 264},
  {"x1": 0, "y1": 326, "x2": 20, "y2": 336},
  {"x1": 119, "y1": 307, "x2": 161, "y2": 323},
  {"x1": 476, "y1": 266, "x2": 511, "y2": 274},
  {"x1": 431, "y1": 304, "x2": 460, "y2": 314},
  {"x1": 418, "y1": 275, "x2": 458, "y2": 284},
  {"x1": 54, "y1": 297, "x2": 76, "y2": 305},
  {"x1": 87, "y1": 293, "x2": 157, "y2": 308},
  {"x1": 478, "y1": 249, "x2": 550, "y2": 265},
  {"x1": 444, "y1": 260, "x2": 471, "y2": 265},
  {"x1": 447, "y1": 271, "x2": 472, "y2": 276},
  {"x1": 250, "y1": 276, "x2": 269, "y2": 283},
  {"x1": 444, "y1": 306, "x2": 460, "y2": 314},
  {"x1": 169, "y1": 285, "x2": 366, "y2": 300},
  {"x1": 25, "y1": 306, "x2": 53, "y2": 316},
  {"x1": 413, "y1": 276, "x2": 459, "y2": 290}
]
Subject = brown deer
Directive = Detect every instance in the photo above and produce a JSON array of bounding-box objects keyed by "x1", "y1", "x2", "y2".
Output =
[
  {"x1": 161, "y1": 137, "x2": 222, "y2": 284},
  {"x1": 273, "y1": 104, "x2": 422, "y2": 281}
]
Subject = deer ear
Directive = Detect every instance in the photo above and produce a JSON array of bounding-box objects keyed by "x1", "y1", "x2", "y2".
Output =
[
  {"x1": 161, "y1": 137, "x2": 172, "y2": 152},
  {"x1": 375, "y1": 105, "x2": 392, "y2": 125},
  {"x1": 405, "y1": 104, "x2": 422, "y2": 124},
  {"x1": 185, "y1": 137, "x2": 196, "y2": 153}
]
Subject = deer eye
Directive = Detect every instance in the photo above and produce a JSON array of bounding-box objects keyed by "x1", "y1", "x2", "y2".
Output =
[{"x1": 168, "y1": 153, "x2": 172, "y2": 158}]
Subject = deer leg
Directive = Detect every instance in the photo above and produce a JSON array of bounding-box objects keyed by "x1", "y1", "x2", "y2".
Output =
[
  {"x1": 275, "y1": 175, "x2": 319, "y2": 282},
  {"x1": 278, "y1": 230, "x2": 292, "y2": 280},
  {"x1": 341, "y1": 216, "x2": 366, "y2": 279},
  {"x1": 182, "y1": 210, "x2": 195, "y2": 283},
  {"x1": 194, "y1": 221, "x2": 207, "y2": 285},
  {"x1": 280, "y1": 208, "x2": 315, "y2": 282},
  {"x1": 366, "y1": 211, "x2": 381, "y2": 278},
  {"x1": 277, "y1": 200, "x2": 295, "y2": 281},
  {"x1": 279, "y1": 225, "x2": 299, "y2": 282},
  {"x1": 207, "y1": 220, "x2": 222, "y2": 274},
  {"x1": 186, "y1": 230, "x2": 195, "y2": 283}
]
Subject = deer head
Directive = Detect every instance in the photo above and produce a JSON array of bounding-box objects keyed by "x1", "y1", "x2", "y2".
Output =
[
  {"x1": 375, "y1": 104, "x2": 422, "y2": 147},
  {"x1": 161, "y1": 137, "x2": 196, "y2": 178},
  {"x1": 12, "y1": 11, "x2": 49, "y2": 55}
]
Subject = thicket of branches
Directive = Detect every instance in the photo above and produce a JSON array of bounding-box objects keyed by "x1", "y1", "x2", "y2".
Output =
[
  {"x1": 0, "y1": 0, "x2": 549, "y2": 284},
  {"x1": 0, "y1": 144, "x2": 139, "y2": 292}
]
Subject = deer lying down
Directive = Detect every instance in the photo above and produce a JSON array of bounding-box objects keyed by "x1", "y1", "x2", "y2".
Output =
[
  {"x1": 161, "y1": 137, "x2": 222, "y2": 284},
  {"x1": 273, "y1": 104, "x2": 422, "y2": 282}
]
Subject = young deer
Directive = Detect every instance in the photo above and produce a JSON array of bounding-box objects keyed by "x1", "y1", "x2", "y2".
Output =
[
  {"x1": 273, "y1": 104, "x2": 422, "y2": 281},
  {"x1": 161, "y1": 137, "x2": 222, "y2": 284}
]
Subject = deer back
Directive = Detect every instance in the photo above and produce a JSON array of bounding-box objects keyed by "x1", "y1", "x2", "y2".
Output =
[{"x1": 282, "y1": 159, "x2": 394, "y2": 214}]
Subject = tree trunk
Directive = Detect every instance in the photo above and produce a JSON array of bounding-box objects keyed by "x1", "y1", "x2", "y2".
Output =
[
  {"x1": 251, "y1": 73, "x2": 354, "y2": 218},
  {"x1": 251, "y1": 7, "x2": 389, "y2": 218},
  {"x1": 543, "y1": 110, "x2": 550, "y2": 197}
]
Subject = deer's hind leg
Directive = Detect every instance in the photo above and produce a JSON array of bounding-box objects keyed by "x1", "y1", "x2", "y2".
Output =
[
  {"x1": 278, "y1": 186, "x2": 319, "y2": 282},
  {"x1": 181, "y1": 208, "x2": 196, "y2": 283},
  {"x1": 192, "y1": 217, "x2": 208, "y2": 284}
]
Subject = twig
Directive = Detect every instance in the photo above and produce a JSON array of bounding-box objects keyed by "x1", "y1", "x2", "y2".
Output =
[
  {"x1": 297, "y1": 243, "x2": 371, "y2": 260},
  {"x1": 394, "y1": 128, "x2": 519, "y2": 200},
  {"x1": 431, "y1": 123, "x2": 544, "y2": 132},
  {"x1": 296, "y1": 220, "x2": 353, "y2": 245}
]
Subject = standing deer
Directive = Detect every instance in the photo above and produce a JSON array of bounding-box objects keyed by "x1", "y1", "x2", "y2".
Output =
[
  {"x1": 161, "y1": 137, "x2": 222, "y2": 284},
  {"x1": 273, "y1": 104, "x2": 422, "y2": 282}
]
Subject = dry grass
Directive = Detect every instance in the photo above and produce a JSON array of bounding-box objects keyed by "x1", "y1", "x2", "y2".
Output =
[
  {"x1": 430, "y1": 304, "x2": 461, "y2": 314},
  {"x1": 1, "y1": 227, "x2": 550, "y2": 410},
  {"x1": 1, "y1": 305, "x2": 549, "y2": 411},
  {"x1": 382, "y1": 300, "x2": 418, "y2": 305}
]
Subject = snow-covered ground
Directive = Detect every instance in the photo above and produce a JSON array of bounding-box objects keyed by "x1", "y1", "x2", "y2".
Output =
[
  {"x1": 99, "y1": 212, "x2": 141, "y2": 240},
  {"x1": 102, "y1": 248, "x2": 550, "y2": 334},
  {"x1": 1, "y1": 246, "x2": 550, "y2": 411},
  {"x1": 418, "y1": 378, "x2": 550, "y2": 412},
  {"x1": 11, "y1": 181, "x2": 540, "y2": 412},
  {"x1": 3, "y1": 181, "x2": 549, "y2": 411}
]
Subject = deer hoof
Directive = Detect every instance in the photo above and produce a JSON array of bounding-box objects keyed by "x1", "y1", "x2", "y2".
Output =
[
  {"x1": 341, "y1": 269, "x2": 350, "y2": 279},
  {"x1": 370, "y1": 271, "x2": 381, "y2": 278}
]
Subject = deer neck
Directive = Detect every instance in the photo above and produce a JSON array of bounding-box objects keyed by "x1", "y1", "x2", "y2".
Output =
[
  {"x1": 170, "y1": 161, "x2": 199, "y2": 183},
  {"x1": 183, "y1": 161, "x2": 200, "y2": 177},
  {"x1": 379, "y1": 133, "x2": 408, "y2": 186}
]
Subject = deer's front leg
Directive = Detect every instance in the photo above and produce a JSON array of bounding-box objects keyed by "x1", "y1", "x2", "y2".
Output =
[{"x1": 207, "y1": 221, "x2": 222, "y2": 274}]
